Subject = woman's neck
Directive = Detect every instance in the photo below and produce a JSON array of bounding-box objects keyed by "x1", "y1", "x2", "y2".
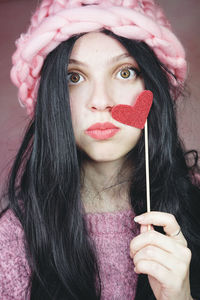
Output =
[{"x1": 81, "y1": 159, "x2": 132, "y2": 213}]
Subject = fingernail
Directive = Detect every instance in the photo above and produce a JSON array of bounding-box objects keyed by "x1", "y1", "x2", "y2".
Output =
[{"x1": 134, "y1": 215, "x2": 143, "y2": 222}]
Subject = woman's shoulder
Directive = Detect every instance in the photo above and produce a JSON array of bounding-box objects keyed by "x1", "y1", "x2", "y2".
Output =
[
  {"x1": 0, "y1": 209, "x2": 31, "y2": 298},
  {"x1": 0, "y1": 209, "x2": 24, "y2": 246},
  {"x1": 0, "y1": 208, "x2": 29, "y2": 265},
  {"x1": 0, "y1": 208, "x2": 30, "y2": 268}
]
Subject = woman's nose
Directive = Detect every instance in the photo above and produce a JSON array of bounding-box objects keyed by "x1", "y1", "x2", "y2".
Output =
[{"x1": 88, "y1": 81, "x2": 114, "y2": 112}]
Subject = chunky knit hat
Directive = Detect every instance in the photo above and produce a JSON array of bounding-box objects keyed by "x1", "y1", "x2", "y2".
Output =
[{"x1": 10, "y1": 0, "x2": 187, "y2": 116}]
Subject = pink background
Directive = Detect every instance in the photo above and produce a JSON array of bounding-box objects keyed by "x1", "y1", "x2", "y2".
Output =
[{"x1": 0, "y1": 0, "x2": 200, "y2": 195}]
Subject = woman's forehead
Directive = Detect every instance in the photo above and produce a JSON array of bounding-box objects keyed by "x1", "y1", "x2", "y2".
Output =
[{"x1": 69, "y1": 32, "x2": 136, "y2": 66}]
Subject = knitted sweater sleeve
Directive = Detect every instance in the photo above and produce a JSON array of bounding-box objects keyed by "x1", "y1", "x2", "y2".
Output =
[{"x1": 0, "y1": 210, "x2": 31, "y2": 300}]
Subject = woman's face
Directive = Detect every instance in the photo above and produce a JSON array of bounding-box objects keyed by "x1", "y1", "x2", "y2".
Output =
[{"x1": 68, "y1": 32, "x2": 144, "y2": 163}]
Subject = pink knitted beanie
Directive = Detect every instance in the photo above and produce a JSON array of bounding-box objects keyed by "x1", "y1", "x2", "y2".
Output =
[{"x1": 10, "y1": 0, "x2": 187, "y2": 116}]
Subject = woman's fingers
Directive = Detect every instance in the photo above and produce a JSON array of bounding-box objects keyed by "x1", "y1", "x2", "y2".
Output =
[
  {"x1": 134, "y1": 259, "x2": 186, "y2": 292},
  {"x1": 140, "y1": 224, "x2": 154, "y2": 234},
  {"x1": 134, "y1": 211, "x2": 187, "y2": 246},
  {"x1": 130, "y1": 212, "x2": 192, "y2": 300},
  {"x1": 133, "y1": 244, "x2": 190, "y2": 275},
  {"x1": 130, "y1": 212, "x2": 191, "y2": 263},
  {"x1": 130, "y1": 229, "x2": 189, "y2": 261}
]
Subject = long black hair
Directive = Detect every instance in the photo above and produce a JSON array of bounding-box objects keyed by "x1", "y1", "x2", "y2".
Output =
[{"x1": 1, "y1": 30, "x2": 200, "y2": 299}]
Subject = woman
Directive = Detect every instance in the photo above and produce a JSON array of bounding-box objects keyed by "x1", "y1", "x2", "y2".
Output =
[{"x1": 0, "y1": 0, "x2": 200, "y2": 299}]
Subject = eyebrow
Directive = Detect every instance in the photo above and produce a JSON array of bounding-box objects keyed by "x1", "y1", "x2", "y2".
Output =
[{"x1": 68, "y1": 53, "x2": 133, "y2": 66}]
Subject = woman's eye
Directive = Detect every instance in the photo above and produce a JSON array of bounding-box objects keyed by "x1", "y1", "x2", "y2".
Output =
[
  {"x1": 67, "y1": 72, "x2": 84, "y2": 85},
  {"x1": 116, "y1": 67, "x2": 139, "y2": 80}
]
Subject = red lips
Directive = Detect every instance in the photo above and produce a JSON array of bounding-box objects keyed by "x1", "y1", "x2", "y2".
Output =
[
  {"x1": 85, "y1": 122, "x2": 120, "y2": 140},
  {"x1": 87, "y1": 122, "x2": 119, "y2": 131}
]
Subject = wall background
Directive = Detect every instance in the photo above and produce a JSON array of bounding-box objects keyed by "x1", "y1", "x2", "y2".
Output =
[{"x1": 0, "y1": 0, "x2": 200, "y2": 195}]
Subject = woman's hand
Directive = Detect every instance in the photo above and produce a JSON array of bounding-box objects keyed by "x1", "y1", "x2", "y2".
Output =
[{"x1": 130, "y1": 212, "x2": 193, "y2": 300}]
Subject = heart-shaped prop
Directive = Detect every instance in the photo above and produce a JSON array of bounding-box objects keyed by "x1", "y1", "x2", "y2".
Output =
[{"x1": 111, "y1": 90, "x2": 153, "y2": 129}]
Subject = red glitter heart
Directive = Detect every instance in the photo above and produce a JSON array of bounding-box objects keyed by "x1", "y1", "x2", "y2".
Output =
[{"x1": 111, "y1": 90, "x2": 153, "y2": 129}]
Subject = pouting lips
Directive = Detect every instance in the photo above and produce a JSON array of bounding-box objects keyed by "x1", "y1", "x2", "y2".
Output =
[
  {"x1": 85, "y1": 122, "x2": 120, "y2": 140},
  {"x1": 86, "y1": 122, "x2": 119, "y2": 131}
]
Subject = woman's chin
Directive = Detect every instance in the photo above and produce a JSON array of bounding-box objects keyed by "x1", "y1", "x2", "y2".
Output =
[{"x1": 82, "y1": 149, "x2": 127, "y2": 164}]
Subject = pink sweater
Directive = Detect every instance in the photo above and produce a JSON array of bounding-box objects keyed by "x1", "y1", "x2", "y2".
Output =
[{"x1": 0, "y1": 209, "x2": 139, "y2": 299}]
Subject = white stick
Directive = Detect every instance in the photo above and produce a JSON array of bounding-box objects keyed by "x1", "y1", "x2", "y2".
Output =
[{"x1": 144, "y1": 120, "x2": 151, "y2": 230}]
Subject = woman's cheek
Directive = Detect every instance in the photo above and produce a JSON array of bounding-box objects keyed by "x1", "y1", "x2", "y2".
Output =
[{"x1": 112, "y1": 80, "x2": 144, "y2": 106}]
